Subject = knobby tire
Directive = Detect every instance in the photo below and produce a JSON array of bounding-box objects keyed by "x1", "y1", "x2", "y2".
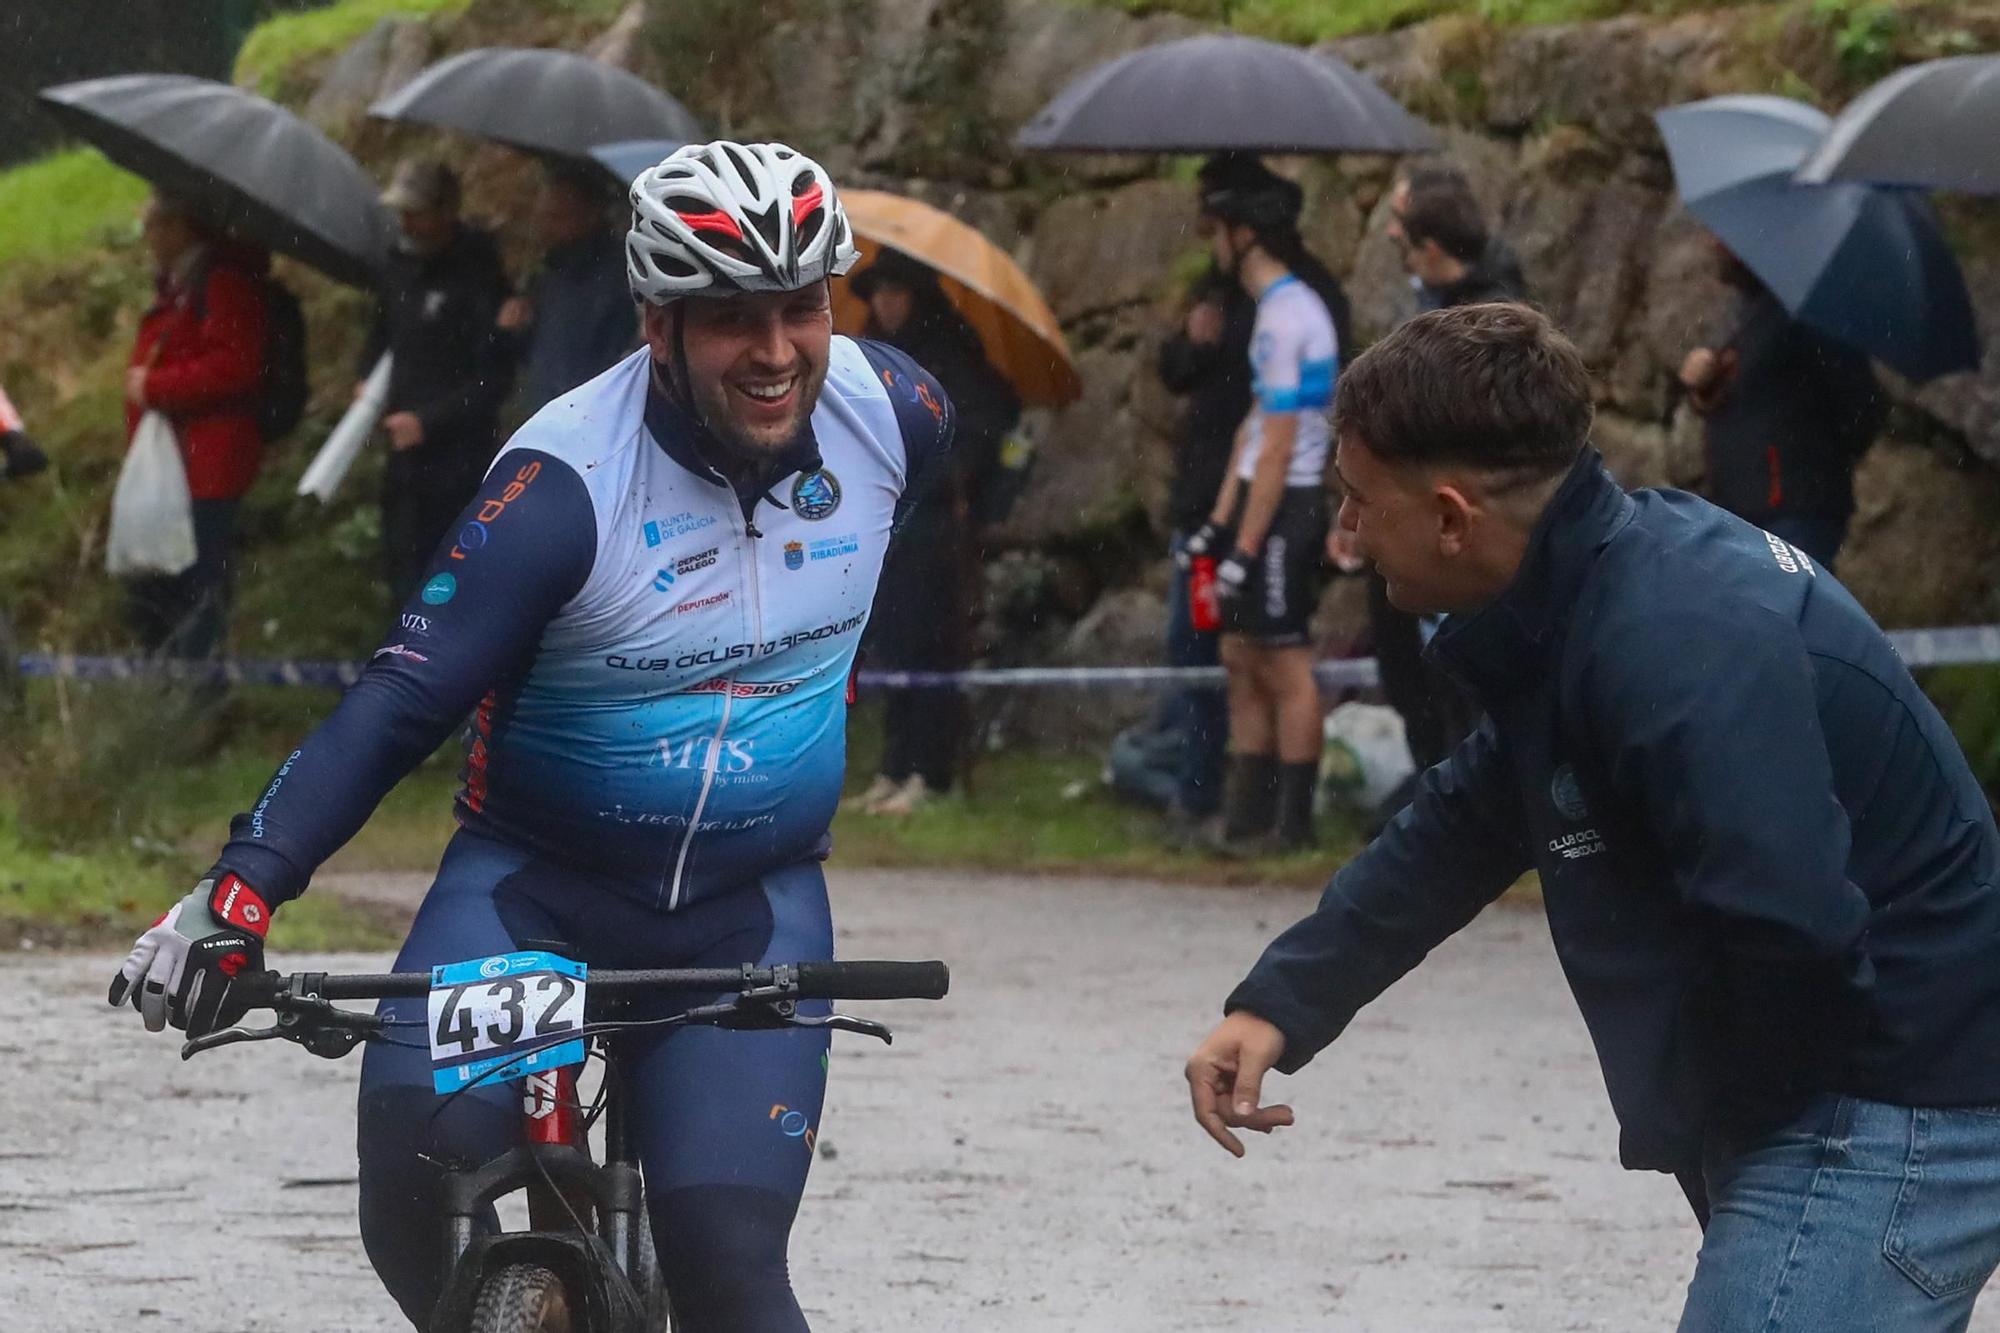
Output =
[{"x1": 468, "y1": 1263, "x2": 575, "y2": 1333}]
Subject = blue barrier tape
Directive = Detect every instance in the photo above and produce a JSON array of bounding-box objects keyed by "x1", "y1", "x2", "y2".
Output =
[{"x1": 11, "y1": 625, "x2": 1999, "y2": 691}]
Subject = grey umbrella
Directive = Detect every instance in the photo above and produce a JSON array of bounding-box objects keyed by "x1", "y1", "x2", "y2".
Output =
[
  {"x1": 1794, "y1": 55, "x2": 2000, "y2": 194},
  {"x1": 1014, "y1": 33, "x2": 1435, "y2": 155},
  {"x1": 1656, "y1": 95, "x2": 1978, "y2": 383},
  {"x1": 588, "y1": 138, "x2": 690, "y2": 190},
  {"x1": 370, "y1": 47, "x2": 704, "y2": 161},
  {"x1": 38, "y1": 74, "x2": 389, "y2": 288}
]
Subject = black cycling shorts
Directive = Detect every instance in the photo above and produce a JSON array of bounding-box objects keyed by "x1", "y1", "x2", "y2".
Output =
[{"x1": 1221, "y1": 486, "x2": 1327, "y2": 647}]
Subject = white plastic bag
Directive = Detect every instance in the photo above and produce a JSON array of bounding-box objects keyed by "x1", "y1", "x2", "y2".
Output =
[
  {"x1": 297, "y1": 351, "x2": 391, "y2": 503},
  {"x1": 105, "y1": 410, "x2": 197, "y2": 577},
  {"x1": 1318, "y1": 701, "x2": 1416, "y2": 815}
]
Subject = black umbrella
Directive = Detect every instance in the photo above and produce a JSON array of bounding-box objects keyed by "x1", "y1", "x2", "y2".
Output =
[
  {"x1": 370, "y1": 47, "x2": 704, "y2": 161},
  {"x1": 1794, "y1": 55, "x2": 2000, "y2": 194},
  {"x1": 1658, "y1": 95, "x2": 1978, "y2": 383},
  {"x1": 1014, "y1": 33, "x2": 1435, "y2": 155},
  {"x1": 38, "y1": 74, "x2": 389, "y2": 288}
]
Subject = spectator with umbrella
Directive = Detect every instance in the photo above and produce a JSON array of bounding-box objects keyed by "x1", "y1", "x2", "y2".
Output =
[
  {"x1": 497, "y1": 162, "x2": 640, "y2": 419},
  {"x1": 1657, "y1": 96, "x2": 1975, "y2": 570},
  {"x1": 122, "y1": 193, "x2": 269, "y2": 659},
  {"x1": 844, "y1": 247, "x2": 1022, "y2": 816},
  {"x1": 359, "y1": 158, "x2": 516, "y2": 607},
  {"x1": 1184, "y1": 161, "x2": 1350, "y2": 852},
  {"x1": 1143, "y1": 154, "x2": 1263, "y2": 831},
  {"x1": 38, "y1": 72, "x2": 392, "y2": 653}
]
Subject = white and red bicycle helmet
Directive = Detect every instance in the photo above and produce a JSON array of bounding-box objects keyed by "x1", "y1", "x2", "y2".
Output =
[{"x1": 627, "y1": 140, "x2": 858, "y2": 303}]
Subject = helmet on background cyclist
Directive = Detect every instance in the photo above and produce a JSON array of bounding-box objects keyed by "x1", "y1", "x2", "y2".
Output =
[{"x1": 626, "y1": 140, "x2": 859, "y2": 303}]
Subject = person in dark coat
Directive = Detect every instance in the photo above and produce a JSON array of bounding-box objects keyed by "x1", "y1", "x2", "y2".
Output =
[
  {"x1": 1679, "y1": 236, "x2": 1886, "y2": 570},
  {"x1": 497, "y1": 165, "x2": 639, "y2": 417},
  {"x1": 1189, "y1": 303, "x2": 2000, "y2": 1329},
  {"x1": 123, "y1": 194, "x2": 269, "y2": 659},
  {"x1": 1148, "y1": 155, "x2": 1264, "y2": 826},
  {"x1": 848, "y1": 247, "x2": 1020, "y2": 815},
  {"x1": 358, "y1": 159, "x2": 516, "y2": 607},
  {"x1": 1361, "y1": 165, "x2": 1526, "y2": 828}
]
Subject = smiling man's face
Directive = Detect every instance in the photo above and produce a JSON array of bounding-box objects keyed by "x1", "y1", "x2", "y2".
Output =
[{"x1": 646, "y1": 283, "x2": 834, "y2": 458}]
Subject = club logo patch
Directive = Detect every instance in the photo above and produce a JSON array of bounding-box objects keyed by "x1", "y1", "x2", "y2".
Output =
[
  {"x1": 1550, "y1": 764, "x2": 1589, "y2": 823},
  {"x1": 790, "y1": 470, "x2": 841, "y2": 521}
]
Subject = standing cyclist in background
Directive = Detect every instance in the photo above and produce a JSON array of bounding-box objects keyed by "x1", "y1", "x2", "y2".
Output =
[
  {"x1": 108, "y1": 141, "x2": 953, "y2": 1332},
  {"x1": 1185, "y1": 162, "x2": 1347, "y2": 852}
]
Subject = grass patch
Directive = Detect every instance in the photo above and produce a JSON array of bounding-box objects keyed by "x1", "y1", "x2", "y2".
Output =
[
  {"x1": 832, "y1": 704, "x2": 1358, "y2": 885},
  {"x1": 0, "y1": 677, "x2": 458, "y2": 948},
  {"x1": 234, "y1": 0, "x2": 472, "y2": 95},
  {"x1": 0, "y1": 150, "x2": 149, "y2": 271},
  {"x1": 1089, "y1": 0, "x2": 1782, "y2": 42}
]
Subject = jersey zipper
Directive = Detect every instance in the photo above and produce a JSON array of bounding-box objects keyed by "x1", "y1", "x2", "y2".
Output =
[{"x1": 663, "y1": 493, "x2": 766, "y2": 911}]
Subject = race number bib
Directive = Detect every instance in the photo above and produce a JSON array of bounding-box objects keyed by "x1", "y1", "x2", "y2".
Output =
[{"x1": 427, "y1": 951, "x2": 587, "y2": 1094}]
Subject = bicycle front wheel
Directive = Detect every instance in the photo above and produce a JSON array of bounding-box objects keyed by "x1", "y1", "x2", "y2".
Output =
[{"x1": 469, "y1": 1263, "x2": 575, "y2": 1333}]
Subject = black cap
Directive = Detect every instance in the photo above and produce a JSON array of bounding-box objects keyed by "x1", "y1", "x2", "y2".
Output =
[
  {"x1": 1196, "y1": 154, "x2": 1302, "y2": 232},
  {"x1": 848, "y1": 247, "x2": 939, "y2": 301}
]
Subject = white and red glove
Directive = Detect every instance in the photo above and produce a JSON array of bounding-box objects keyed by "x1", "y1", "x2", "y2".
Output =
[{"x1": 109, "y1": 874, "x2": 271, "y2": 1036}]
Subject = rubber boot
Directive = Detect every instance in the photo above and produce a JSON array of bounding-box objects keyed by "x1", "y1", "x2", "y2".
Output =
[
  {"x1": 1274, "y1": 761, "x2": 1320, "y2": 852},
  {"x1": 1220, "y1": 754, "x2": 1280, "y2": 844}
]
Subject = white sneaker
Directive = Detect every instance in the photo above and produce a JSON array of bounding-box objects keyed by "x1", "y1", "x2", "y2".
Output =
[
  {"x1": 843, "y1": 774, "x2": 901, "y2": 813},
  {"x1": 872, "y1": 775, "x2": 938, "y2": 817}
]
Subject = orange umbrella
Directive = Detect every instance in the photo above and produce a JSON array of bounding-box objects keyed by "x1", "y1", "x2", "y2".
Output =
[{"x1": 833, "y1": 190, "x2": 1082, "y2": 408}]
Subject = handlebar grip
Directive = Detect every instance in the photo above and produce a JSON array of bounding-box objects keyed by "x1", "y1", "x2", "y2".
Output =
[{"x1": 793, "y1": 960, "x2": 949, "y2": 1001}]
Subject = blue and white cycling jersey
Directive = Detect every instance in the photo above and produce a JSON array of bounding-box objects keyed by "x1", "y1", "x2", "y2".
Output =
[
  {"x1": 217, "y1": 338, "x2": 952, "y2": 911},
  {"x1": 1235, "y1": 274, "x2": 1338, "y2": 488}
]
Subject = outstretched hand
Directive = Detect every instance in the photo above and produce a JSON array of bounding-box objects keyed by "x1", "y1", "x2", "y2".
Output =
[{"x1": 1186, "y1": 1011, "x2": 1293, "y2": 1157}]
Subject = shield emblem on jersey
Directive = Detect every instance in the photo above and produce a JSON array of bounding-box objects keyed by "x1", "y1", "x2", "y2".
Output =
[
  {"x1": 784, "y1": 541, "x2": 805, "y2": 570},
  {"x1": 790, "y1": 470, "x2": 841, "y2": 521}
]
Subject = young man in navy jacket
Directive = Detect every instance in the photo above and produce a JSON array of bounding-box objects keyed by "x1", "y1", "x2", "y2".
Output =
[{"x1": 1188, "y1": 302, "x2": 2000, "y2": 1329}]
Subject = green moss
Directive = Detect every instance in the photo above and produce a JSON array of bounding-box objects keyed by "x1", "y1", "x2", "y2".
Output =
[
  {"x1": 1082, "y1": 0, "x2": 1781, "y2": 41},
  {"x1": 234, "y1": 0, "x2": 471, "y2": 96},
  {"x1": 0, "y1": 150, "x2": 150, "y2": 271}
]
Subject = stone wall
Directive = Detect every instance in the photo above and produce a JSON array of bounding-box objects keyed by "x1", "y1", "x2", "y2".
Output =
[{"x1": 302, "y1": 0, "x2": 2000, "y2": 696}]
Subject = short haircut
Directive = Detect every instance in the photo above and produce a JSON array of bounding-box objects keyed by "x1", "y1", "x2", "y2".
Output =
[
  {"x1": 1333, "y1": 303, "x2": 1592, "y2": 477},
  {"x1": 1398, "y1": 173, "x2": 1490, "y2": 263}
]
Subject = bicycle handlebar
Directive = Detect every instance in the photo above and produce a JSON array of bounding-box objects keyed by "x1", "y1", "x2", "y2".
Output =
[{"x1": 234, "y1": 959, "x2": 951, "y2": 1006}]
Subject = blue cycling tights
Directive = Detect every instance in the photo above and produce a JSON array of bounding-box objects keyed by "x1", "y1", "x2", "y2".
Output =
[{"x1": 355, "y1": 829, "x2": 833, "y2": 1331}]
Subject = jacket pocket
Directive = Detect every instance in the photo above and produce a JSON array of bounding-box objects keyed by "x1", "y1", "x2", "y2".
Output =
[{"x1": 1882, "y1": 1107, "x2": 2000, "y2": 1299}]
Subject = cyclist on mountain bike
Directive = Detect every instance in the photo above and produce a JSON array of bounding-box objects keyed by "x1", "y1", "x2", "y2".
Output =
[{"x1": 109, "y1": 141, "x2": 954, "y2": 1332}]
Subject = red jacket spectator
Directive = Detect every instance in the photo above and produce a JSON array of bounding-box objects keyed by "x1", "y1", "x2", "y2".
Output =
[{"x1": 126, "y1": 244, "x2": 268, "y2": 501}]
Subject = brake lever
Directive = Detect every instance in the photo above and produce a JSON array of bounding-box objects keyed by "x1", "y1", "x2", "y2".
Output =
[
  {"x1": 702, "y1": 1000, "x2": 893, "y2": 1045},
  {"x1": 178, "y1": 993, "x2": 380, "y2": 1061},
  {"x1": 180, "y1": 1022, "x2": 286, "y2": 1059}
]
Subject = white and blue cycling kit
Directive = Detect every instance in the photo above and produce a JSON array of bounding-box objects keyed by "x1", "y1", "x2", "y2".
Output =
[
  {"x1": 210, "y1": 337, "x2": 952, "y2": 1331},
  {"x1": 1234, "y1": 274, "x2": 1338, "y2": 487},
  {"x1": 215, "y1": 337, "x2": 950, "y2": 912}
]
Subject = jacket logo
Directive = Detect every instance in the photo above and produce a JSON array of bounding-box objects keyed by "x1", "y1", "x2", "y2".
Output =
[
  {"x1": 784, "y1": 541, "x2": 805, "y2": 570},
  {"x1": 790, "y1": 470, "x2": 841, "y2": 521},
  {"x1": 1763, "y1": 531, "x2": 1815, "y2": 577},
  {"x1": 1550, "y1": 764, "x2": 1589, "y2": 822}
]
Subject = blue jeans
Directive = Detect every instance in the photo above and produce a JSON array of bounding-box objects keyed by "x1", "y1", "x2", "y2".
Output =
[
  {"x1": 1165, "y1": 534, "x2": 1226, "y2": 816},
  {"x1": 1678, "y1": 1095, "x2": 2000, "y2": 1331}
]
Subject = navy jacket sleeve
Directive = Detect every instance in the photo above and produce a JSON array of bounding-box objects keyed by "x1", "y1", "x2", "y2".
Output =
[
  {"x1": 1226, "y1": 719, "x2": 1534, "y2": 1073},
  {"x1": 213, "y1": 450, "x2": 596, "y2": 905},
  {"x1": 855, "y1": 339, "x2": 955, "y2": 528},
  {"x1": 1586, "y1": 597, "x2": 1874, "y2": 1124}
]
